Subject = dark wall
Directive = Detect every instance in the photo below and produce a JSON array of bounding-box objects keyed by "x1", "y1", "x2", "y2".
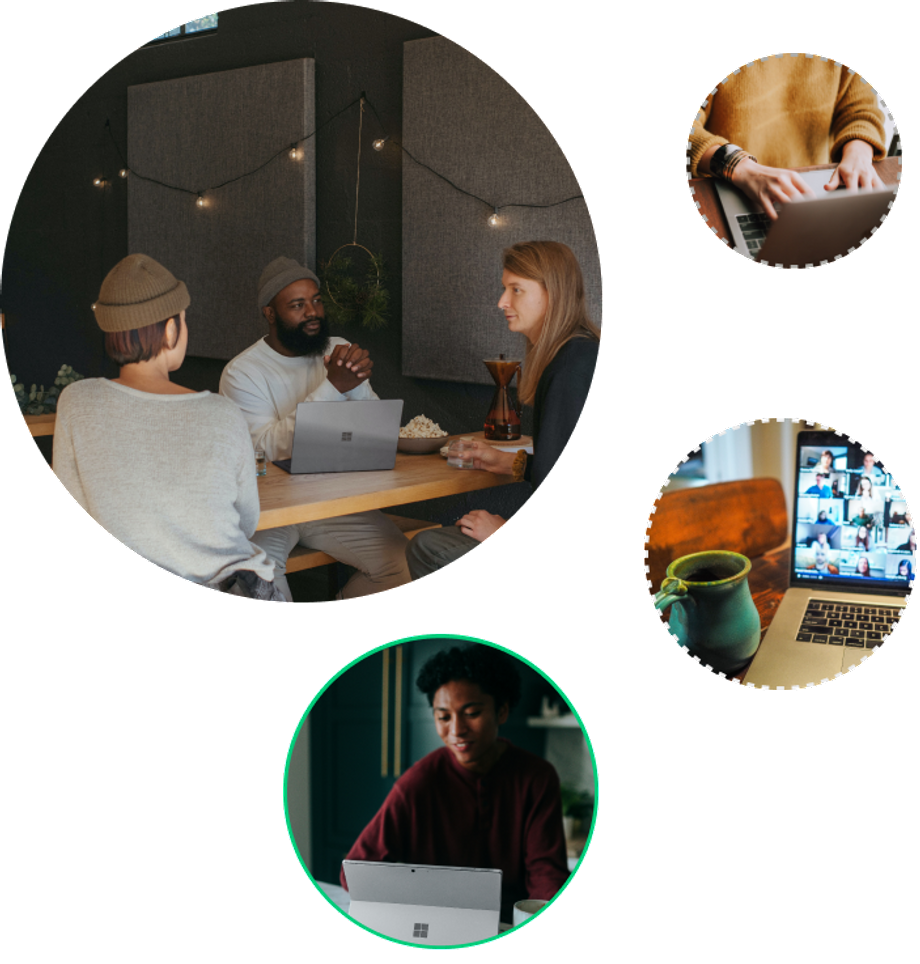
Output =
[
  {"x1": 4, "y1": 2, "x2": 423, "y2": 382},
  {"x1": 1, "y1": 0, "x2": 532, "y2": 521}
]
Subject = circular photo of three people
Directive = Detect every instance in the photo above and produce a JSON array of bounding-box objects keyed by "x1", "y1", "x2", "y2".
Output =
[{"x1": 4, "y1": 0, "x2": 600, "y2": 605}]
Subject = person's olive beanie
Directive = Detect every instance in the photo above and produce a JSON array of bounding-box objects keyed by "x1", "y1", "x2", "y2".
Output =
[
  {"x1": 93, "y1": 254, "x2": 190, "y2": 333},
  {"x1": 258, "y1": 256, "x2": 320, "y2": 310}
]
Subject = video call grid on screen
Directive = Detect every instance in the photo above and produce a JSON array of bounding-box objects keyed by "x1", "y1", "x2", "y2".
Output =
[{"x1": 793, "y1": 442, "x2": 914, "y2": 590}]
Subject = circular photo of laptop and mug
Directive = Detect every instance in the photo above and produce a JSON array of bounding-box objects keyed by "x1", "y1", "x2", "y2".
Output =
[
  {"x1": 646, "y1": 421, "x2": 914, "y2": 688},
  {"x1": 283, "y1": 636, "x2": 596, "y2": 947},
  {"x1": 687, "y1": 54, "x2": 900, "y2": 267}
]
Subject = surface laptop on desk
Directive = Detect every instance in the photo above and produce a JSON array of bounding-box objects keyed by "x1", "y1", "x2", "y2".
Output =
[
  {"x1": 341, "y1": 860, "x2": 501, "y2": 945},
  {"x1": 714, "y1": 169, "x2": 897, "y2": 265},
  {"x1": 744, "y1": 430, "x2": 912, "y2": 688},
  {"x1": 280, "y1": 399, "x2": 403, "y2": 474}
]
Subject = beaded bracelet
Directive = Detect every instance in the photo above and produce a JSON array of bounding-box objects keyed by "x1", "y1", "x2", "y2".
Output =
[{"x1": 723, "y1": 149, "x2": 757, "y2": 182}]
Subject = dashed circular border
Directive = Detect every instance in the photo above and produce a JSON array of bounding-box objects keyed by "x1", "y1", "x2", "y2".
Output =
[
  {"x1": 645, "y1": 418, "x2": 914, "y2": 689},
  {"x1": 686, "y1": 51, "x2": 904, "y2": 271}
]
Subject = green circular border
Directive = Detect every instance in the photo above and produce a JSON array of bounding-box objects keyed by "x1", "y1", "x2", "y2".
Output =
[{"x1": 282, "y1": 633, "x2": 599, "y2": 949}]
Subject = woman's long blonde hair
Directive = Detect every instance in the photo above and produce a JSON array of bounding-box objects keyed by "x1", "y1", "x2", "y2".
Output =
[{"x1": 505, "y1": 241, "x2": 600, "y2": 406}]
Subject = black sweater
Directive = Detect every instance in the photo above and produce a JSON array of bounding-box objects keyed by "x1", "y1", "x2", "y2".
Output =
[{"x1": 525, "y1": 336, "x2": 599, "y2": 490}]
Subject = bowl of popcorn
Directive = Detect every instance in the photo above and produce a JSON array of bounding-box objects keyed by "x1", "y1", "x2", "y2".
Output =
[{"x1": 398, "y1": 415, "x2": 449, "y2": 454}]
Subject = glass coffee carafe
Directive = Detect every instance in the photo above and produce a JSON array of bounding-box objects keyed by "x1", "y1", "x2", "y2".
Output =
[{"x1": 483, "y1": 354, "x2": 522, "y2": 440}]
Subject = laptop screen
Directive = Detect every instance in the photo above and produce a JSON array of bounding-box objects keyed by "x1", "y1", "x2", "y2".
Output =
[{"x1": 792, "y1": 434, "x2": 914, "y2": 593}]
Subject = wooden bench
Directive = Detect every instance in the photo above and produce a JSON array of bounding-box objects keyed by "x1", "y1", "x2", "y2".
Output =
[{"x1": 23, "y1": 412, "x2": 441, "y2": 585}]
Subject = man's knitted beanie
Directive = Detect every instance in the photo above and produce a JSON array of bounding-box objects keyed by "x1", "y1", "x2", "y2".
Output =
[
  {"x1": 258, "y1": 256, "x2": 321, "y2": 310},
  {"x1": 93, "y1": 254, "x2": 190, "y2": 333}
]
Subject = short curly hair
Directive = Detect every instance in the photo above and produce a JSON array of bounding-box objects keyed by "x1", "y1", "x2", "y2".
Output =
[{"x1": 416, "y1": 643, "x2": 522, "y2": 710}]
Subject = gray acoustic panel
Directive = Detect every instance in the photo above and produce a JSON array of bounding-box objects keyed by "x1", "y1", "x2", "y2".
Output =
[
  {"x1": 402, "y1": 37, "x2": 601, "y2": 385},
  {"x1": 128, "y1": 59, "x2": 315, "y2": 360}
]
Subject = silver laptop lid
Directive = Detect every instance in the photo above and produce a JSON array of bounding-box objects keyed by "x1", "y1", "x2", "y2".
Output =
[
  {"x1": 343, "y1": 861, "x2": 502, "y2": 946},
  {"x1": 289, "y1": 399, "x2": 403, "y2": 474},
  {"x1": 342, "y1": 860, "x2": 502, "y2": 910},
  {"x1": 714, "y1": 171, "x2": 896, "y2": 265}
]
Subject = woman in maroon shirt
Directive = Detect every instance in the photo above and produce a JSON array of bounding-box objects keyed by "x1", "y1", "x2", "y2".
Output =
[{"x1": 341, "y1": 643, "x2": 570, "y2": 923}]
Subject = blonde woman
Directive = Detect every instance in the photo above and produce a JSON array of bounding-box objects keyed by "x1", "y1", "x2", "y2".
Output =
[{"x1": 407, "y1": 240, "x2": 599, "y2": 578}]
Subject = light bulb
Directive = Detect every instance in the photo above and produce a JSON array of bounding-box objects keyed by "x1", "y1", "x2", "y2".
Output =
[
  {"x1": 372, "y1": 138, "x2": 386, "y2": 152},
  {"x1": 196, "y1": 194, "x2": 205, "y2": 208},
  {"x1": 488, "y1": 209, "x2": 500, "y2": 227},
  {"x1": 93, "y1": 177, "x2": 103, "y2": 187},
  {"x1": 119, "y1": 168, "x2": 128, "y2": 178},
  {"x1": 289, "y1": 146, "x2": 298, "y2": 159}
]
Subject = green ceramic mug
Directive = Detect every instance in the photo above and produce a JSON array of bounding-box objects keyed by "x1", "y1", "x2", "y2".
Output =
[{"x1": 654, "y1": 550, "x2": 761, "y2": 675}]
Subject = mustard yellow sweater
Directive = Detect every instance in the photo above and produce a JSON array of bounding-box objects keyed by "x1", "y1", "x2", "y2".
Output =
[{"x1": 689, "y1": 56, "x2": 887, "y2": 177}]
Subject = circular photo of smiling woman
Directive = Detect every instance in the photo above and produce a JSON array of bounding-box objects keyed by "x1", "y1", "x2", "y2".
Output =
[{"x1": 284, "y1": 636, "x2": 596, "y2": 947}]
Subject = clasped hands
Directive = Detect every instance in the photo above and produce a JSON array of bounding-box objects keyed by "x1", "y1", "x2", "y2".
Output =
[
  {"x1": 733, "y1": 139, "x2": 884, "y2": 220},
  {"x1": 324, "y1": 342, "x2": 373, "y2": 393}
]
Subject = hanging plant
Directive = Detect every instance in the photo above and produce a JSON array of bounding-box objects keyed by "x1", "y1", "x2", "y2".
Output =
[{"x1": 320, "y1": 244, "x2": 390, "y2": 330}]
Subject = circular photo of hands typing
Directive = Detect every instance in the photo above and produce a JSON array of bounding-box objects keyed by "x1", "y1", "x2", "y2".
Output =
[
  {"x1": 687, "y1": 54, "x2": 900, "y2": 267},
  {"x1": 646, "y1": 421, "x2": 914, "y2": 689},
  {"x1": 3, "y1": 1, "x2": 600, "y2": 604},
  {"x1": 284, "y1": 636, "x2": 596, "y2": 947}
]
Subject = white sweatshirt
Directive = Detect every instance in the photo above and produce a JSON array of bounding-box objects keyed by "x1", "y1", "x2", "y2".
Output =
[{"x1": 219, "y1": 336, "x2": 378, "y2": 461}]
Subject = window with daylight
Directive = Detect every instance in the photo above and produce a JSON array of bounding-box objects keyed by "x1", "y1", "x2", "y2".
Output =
[{"x1": 149, "y1": 15, "x2": 218, "y2": 43}]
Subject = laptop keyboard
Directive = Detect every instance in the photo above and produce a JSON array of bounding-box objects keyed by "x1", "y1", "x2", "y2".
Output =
[
  {"x1": 736, "y1": 212, "x2": 771, "y2": 255},
  {"x1": 796, "y1": 599, "x2": 901, "y2": 649}
]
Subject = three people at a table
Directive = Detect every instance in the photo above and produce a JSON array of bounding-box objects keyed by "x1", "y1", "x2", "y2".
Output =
[
  {"x1": 339, "y1": 642, "x2": 570, "y2": 924},
  {"x1": 51, "y1": 240, "x2": 598, "y2": 599}
]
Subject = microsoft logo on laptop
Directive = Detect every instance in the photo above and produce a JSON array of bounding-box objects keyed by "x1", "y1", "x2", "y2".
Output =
[
  {"x1": 341, "y1": 432, "x2": 353, "y2": 442},
  {"x1": 412, "y1": 923, "x2": 429, "y2": 939}
]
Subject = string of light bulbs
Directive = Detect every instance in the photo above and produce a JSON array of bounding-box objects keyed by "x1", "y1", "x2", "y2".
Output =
[{"x1": 94, "y1": 93, "x2": 584, "y2": 226}]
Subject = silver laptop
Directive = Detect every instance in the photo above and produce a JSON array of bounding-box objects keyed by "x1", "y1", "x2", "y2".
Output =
[
  {"x1": 287, "y1": 399, "x2": 403, "y2": 474},
  {"x1": 744, "y1": 430, "x2": 913, "y2": 688},
  {"x1": 714, "y1": 169, "x2": 897, "y2": 266},
  {"x1": 342, "y1": 860, "x2": 501, "y2": 946}
]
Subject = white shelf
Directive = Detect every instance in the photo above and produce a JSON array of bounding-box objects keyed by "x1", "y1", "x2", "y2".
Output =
[{"x1": 526, "y1": 715, "x2": 580, "y2": 729}]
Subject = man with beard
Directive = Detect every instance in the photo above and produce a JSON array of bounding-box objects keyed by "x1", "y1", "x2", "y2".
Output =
[{"x1": 219, "y1": 257, "x2": 411, "y2": 600}]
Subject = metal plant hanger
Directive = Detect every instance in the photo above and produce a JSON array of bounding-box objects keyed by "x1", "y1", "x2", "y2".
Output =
[{"x1": 321, "y1": 96, "x2": 389, "y2": 330}]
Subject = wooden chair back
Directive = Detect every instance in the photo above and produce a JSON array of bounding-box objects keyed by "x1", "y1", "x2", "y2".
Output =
[{"x1": 646, "y1": 478, "x2": 788, "y2": 590}]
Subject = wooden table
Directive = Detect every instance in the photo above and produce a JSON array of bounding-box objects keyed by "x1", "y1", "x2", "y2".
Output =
[
  {"x1": 24, "y1": 413, "x2": 57, "y2": 437},
  {"x1": 24, "y1": 414, "x2": 526, "y2": 530},
  {"x1": 255, "y1": 434, "x2": 527, "y2": 531},
  {"x1": 689, "y1": 157, "x2": 902, "y2": 244}
]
